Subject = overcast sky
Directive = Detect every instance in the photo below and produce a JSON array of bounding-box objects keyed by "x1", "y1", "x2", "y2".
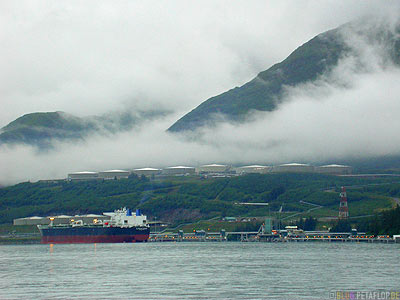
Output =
[
  {"x1": 1, "y1": 1, "x2": 398, "y2": 126},
  {"x1": 1, "y1": 1, "x2": 400, "y2": 185}
]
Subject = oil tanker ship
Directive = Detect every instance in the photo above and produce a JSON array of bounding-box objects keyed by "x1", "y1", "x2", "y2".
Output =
[{"x1": 37, "y1": 208, "x2": 150, "y2": 244}]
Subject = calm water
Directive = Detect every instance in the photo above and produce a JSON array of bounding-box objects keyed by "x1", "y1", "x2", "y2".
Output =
[{"x1": 0, "y1": 242, "x2": 399, "y2": 300}]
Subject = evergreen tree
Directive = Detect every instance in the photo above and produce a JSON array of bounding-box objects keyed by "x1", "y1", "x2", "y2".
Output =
[{"x1": 330, "y1": 220, "x2": 351, "y2": 233}]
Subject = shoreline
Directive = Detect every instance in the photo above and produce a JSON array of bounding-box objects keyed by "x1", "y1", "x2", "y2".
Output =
[{"x1": 1, "y1": 238, "x2": 399, "y2": 245}]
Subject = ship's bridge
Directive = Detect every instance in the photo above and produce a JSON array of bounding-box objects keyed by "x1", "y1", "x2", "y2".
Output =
[{"x1": 103, "y1": 208, "x2": 147, "y2": 227}]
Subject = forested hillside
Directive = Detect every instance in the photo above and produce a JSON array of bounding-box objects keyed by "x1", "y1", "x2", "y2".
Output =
[
  {"x1": 0, "y1": 110, "x2": 168, "y2": 148},
  {"x1": 168, "y1": 27, "x2": 347, "y2": 132},
  {"x1": 168, "y1": 19, "x2": 400, "y2": 132},
  {"x1": 1, "y1": 173, "x2": 398, "y2": 225}
]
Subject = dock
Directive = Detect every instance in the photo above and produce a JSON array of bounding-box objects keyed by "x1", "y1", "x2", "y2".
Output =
[{"x1": 148, "y1": 230, "x2": 399, "y2": 243}]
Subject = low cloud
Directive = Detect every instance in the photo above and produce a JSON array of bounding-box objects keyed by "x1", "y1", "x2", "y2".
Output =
[
  {"x1": 2, "y1": 62, "x2": 400, "y2": 185},
  {"x1": 1, "y1": 2, "x2": 400, "y2": 185},
  {"x1": 1, "y1": 1, "x2": 398, "y2": 125},
  {"x1": 199, "y1": 67, "x2": 400, "y2": 163}
]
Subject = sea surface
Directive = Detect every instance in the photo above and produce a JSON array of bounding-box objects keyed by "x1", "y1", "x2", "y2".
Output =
[{"x1": 0, "y1": 242, "x2": 399, "y2": 300}]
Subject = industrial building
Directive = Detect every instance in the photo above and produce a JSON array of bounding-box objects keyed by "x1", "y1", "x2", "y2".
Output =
[
  {"x1": 316, "y1": 164, "x2": 353, "y2": 175},
  {"x1": 162, "y1": 166, "x2": 196, "y2": 176},
  {"x1": 65, "y1": 161, "x2": 353, "y2": 182},
  {"x1": 273, "y1": 163, "x2": 314, "y2": 173},
  {"x1": 236, "y1": 165, "x2": 272, "y2": 174},
  {"x1": 13, "y1": 216, "x2": 49, "y2": 226},
  {"x1": 198, "y1": 164, "x2": 231, "y2": 174},
  {"x1": 13, "y1": 214, "x2": 109, "y2": 226},
  {"x1": 98, "y1": 170, "x2": 130, "y2": 180},
  {"x1": 68, "y1": 171, "x2": 100, "y2": 181},
  {"x1": 132, "y1": 167, "x2": 162, "y2": 177}
]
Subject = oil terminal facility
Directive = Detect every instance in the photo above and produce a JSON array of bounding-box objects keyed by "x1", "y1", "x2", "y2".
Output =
[{"x1": 65, "y1": 163, "x2": 352, "y2": 181}]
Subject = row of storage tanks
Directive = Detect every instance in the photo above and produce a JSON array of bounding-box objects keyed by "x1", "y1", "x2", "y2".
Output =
[
  {"x1": 67, "y1": 163, "x2": 352, "y2": 180},
  {"x1": 235, "y1": 163, "x2": 352, "y2": 175}
]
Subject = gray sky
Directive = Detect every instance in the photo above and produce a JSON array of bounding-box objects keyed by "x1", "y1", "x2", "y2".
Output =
[
  {"x1": 1, "y1": 0, "x2": 396, "y2": 126},
  {"x1": 1, "y1": 1, "x2": 400, "y2": 185}
]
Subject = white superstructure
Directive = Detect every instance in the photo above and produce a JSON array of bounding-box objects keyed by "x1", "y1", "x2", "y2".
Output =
[{"x1": 103, "y1": 208, "x2": 147, "y2": 227}]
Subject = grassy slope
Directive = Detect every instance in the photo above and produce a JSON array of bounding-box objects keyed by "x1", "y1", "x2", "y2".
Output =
[
  {"x1": 168, "y1": 28, "x2": 346, "y2": 132},
  {"x1": 2, "y1": 112, "x2": 84, "y2": 131},
  {"x1": 168, "y1": 19, "x2": 400, "y2": 133},
  {"x1": 0, "y1": 110, "x2": 168, "y2": 147},
  {"x1": 0, "y1": 112, "x2": 90, "y2": 146},
  {"x1": 0, "y1": 173, "x2": 399, "y2": 226}
]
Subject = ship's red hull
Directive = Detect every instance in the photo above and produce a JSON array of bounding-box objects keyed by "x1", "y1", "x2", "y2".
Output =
[
  {"x1": 39, "y1": 221, "x2": 150, "y2": 244},
  {"x1": 41, "y1": 234, "x2": 149, "y2": 244}
]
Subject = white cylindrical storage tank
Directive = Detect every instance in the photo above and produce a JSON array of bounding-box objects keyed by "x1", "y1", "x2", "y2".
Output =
[
  {"x1": 198, "y1": 164, "x2": 230, "y2": 173},
  {"x1": 162, "y1": 166, "x2": 196, "y2": 176},
  {"x1": 68, "y1": 171, "x2": 99, "y2": 181},
  {"x1": 13, "y1": 216, "x2": 48, "y2": 226},
  {"x1": 236, "y1": 165, "x2": 272, "y2": 174},
  {"x1": 316, "y1": 164, "x2": 352, "y2": 175},
  {"x1": 274, "y1": 163, "x2": 314, "y2": 173},
  {"x1": 132, "y1": 168, "x2": 162, "y2": 176},
  {"x1": 99, "y1": 170, "x2": 130, "y2": 180}
]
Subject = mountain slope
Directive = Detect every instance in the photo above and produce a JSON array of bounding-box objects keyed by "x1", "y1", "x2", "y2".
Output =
[
  {"x1": 0, "y1": 110, "x2": 167, "y2": 148},
  {"x1": 168, "y1": 28, "x2": 347, "y2": 132},
  {"x1": 0, "y1": 173, "x2": 395, "y2": 224},
  {"x1": 168, "y1": 19, "x2": 400, "y2": 132}
]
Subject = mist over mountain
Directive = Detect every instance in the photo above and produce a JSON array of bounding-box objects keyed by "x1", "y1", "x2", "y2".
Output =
[
  {"x1": 0, "y1": 110, "x2": 169, "y2": 149},
  {"x1": 1, "y1": 2, "x2": 400, "y2": 186},
  {"x1": 168, "y1": 17, "x2": 400, "y2": 132}
]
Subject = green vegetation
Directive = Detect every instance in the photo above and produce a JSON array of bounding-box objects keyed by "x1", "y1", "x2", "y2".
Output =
[
  {"x1": 178, "y1": 219, "x2": 263, "y2": 233},
  {"x1": 330, "y1": 220, "x2": 352, "y2": 233},
  {"x1": 0, "y1": 224, "x2": 40, "y2": 244},
  {"x1": 0, "y1": 112, "x2": 87, "y2": 147},
  {"x1": 168, "y1": 21, "x2": 400, "y2": 133},
  {"x1": 1, "y1": 173, "x2": 400, "y2": 229},
  {"x1": 0, "y1": 110, "x2": 168, "y2": 148},
  {"x1": 355, "y1": 205, "x2": 400, "y2": 235},
  {"x1": 296, "y1": 216, "x2": 317, "y2": 231},
  {"x1": 168, "y1": 27, "x2": 348, "y2": 132},
  {"x1": 3, "y1": 112, "x2": 84, "y2": 131}
]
